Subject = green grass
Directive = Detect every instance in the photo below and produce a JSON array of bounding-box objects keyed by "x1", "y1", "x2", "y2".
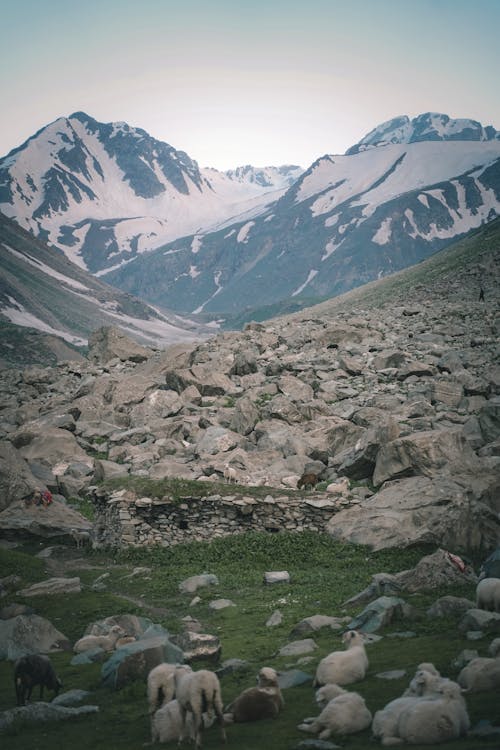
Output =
[{"x1": 0, "y1": 533, "x2": 499, "y2": 749}]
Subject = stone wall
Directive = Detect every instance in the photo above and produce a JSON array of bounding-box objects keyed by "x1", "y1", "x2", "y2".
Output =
[{"x1": 90, "y1": 487, "x2": 355, "y2": 548}]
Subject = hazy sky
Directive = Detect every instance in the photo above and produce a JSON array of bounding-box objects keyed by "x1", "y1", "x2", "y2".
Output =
[{"x1": 2, "y1": 0, "x2": 500, "y2": 170}]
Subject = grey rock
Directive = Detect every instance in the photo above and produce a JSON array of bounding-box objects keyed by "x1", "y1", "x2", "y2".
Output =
[
  {"x1": 278, "y1": 669, "x2": 313, "y2": 688},
  {"x1": 266, "y1": 610, "x2": 283, "y2": 627},
  {"x1": 264, "y1": 571, "x2": 290, "y2": 585},
  {"x1": 0, "y1": 702, "x2": 99, "y2": 732},
  {"x1": 179, "y1": 574, "x2": 219, "y2": 594},
  {"x1": 101, "y1": 636, "x2": 183, "y2": 689},
  {"x1": 347, "y1": 596, "x2": 409, "y2": 633},
  {"x1": 18, "y1": 577, "x2": 81, "y2": 597},
  {"x1": 459, "y1": 608, "x2": 500, "y2": 634},
  {"x1": 427, "y1": 595, "x2": 475, "y2": 618},
  {"x1": 88, "y1": 326, "x2": 151, "y2": 364},
  {"x1": 0, "y1": 614, "x2": 70, "y2": 660},
  {"x1": 208, "y1": 598, "x2": 235, "y2": 610},
  {"x1": 278, "y1": 638, "x2": 317, "y2": 656}
]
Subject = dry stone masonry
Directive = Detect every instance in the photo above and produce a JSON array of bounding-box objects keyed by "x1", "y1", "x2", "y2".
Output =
[{"x1": 90, "y1": 486, "x2": 353, "y2": 548}]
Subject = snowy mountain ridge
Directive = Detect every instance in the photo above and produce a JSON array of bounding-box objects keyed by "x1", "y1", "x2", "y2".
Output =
[
  {"x1": 346, "y1": 111, "x2": 500, "y2": 154},
  {"x1": 0, "y1": 112, "x2": 302, "y2": 274}
]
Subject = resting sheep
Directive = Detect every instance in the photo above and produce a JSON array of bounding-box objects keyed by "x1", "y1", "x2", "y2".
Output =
[
  {"x1": 73, "y1": 624, "x2": 125, "y2": 653},
  {"x1": 396, "y1": 680, "x2": 470, "y2": 745},
  {"x1": 298, "y1": 685, "x2": 372, "y2": 739},
  {"x1": 457, "y1": 656, "x2": 500, "y2": 692},
  {"x1": 174, "y1": 665, "x2": 226, "y2": 748},
  {"x1": 224, "y1": 666, "x2": 284, "y2": 723},
  {"x1": 476, "y1": 577, "x2": 500, "y2": 612},
  {"x1": 314, "y1": 630, "x2": 368, "y2": 687},
  {"x1": 315, "y1": 683, "x2": 348, "y2": 708},
  {"x1": 372, "y1": 670, "x2": 466, "y2": 746},
  {"x1": 14, "y1": 654, "x2": 62, "y2": 706},
  {"x1": 403, "y1": 664, "x2": 442, "y2": 697},
  {"x1": 147, "y1": 663, "x2": 179, "y2": 717}
]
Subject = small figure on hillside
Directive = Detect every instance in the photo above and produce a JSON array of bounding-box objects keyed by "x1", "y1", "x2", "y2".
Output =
[
  {"x1": 479, "y1": 286, "x2": 485, "y2": 302},
  {"x1": 31, "y1": 489, "x2": 43, "y2": 507},
  {"x1": 41, "y1": 489, "x2": 53, "y2": 508}
]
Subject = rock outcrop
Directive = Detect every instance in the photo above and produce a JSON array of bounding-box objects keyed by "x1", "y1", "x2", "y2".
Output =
[{"x1": 0, "y1": 237, "x2": 499, "y2": 552}]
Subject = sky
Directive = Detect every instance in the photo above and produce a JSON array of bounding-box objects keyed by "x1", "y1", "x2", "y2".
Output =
[{"x1": 2, "y1": 0, "x2": 500, "y2": 170}]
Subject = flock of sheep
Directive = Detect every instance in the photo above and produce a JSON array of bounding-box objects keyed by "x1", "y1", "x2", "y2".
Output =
[
  {"x1": 142, "y1": 576, "x2": 500, "y2": 746},
  {"x1": 12, "y1": 576, "x2": 500, "y2": 746}
]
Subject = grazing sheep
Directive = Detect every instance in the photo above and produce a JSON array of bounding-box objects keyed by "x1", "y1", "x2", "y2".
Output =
[
  {"x1": 297, "y1": 472, "x2": 319, "y2": 490},
  {"x1": 298, "y1": 687, "x2": 372, "y2": 739},
  {"x1": 147, "y1": 663, "x2": 180, "y2": 717},
  {"x1": 396, "y1": 680, "x2": 470, "y2": 745},
  {"x1": 476, "y1": 577, "x2": 500, "y2": 612},
  {"x1": 314, "y1": 630, "x2": 368, "y2": 687},
  {"x1": 14, "y1": 654, "x2": 62, "y2": 706},
  {"x1": 70, "y1": 528, "x2": 92, "y2": 548},
  {"x1": 457, "y1": 656, "x2": 500, "y2": 692},
  {"x1": 73, "y1": 624, "x2": 125, "y2": 653},
  {"x1": 174, "y1": 666, "x2": 226, "y2": 748},
  {"x1": 151, "y1": 698, "x2": 214, "y2": 744},
  {"x1": 223, "y1": 464, "x2": 238, "y2": 484},
  {"x1": 224, "y1": 666, "x2": 284, "y2": 723}
]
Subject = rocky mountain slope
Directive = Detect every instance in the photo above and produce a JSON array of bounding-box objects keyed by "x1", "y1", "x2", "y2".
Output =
[
  {"x1": 0, "y1": 218, "x2": 498, "y2": 552},
  {"x1": 104, "y1": 115, "x2": 500, "y2": 318},
  {"x1": 0, "y1": 212, "x2": 212, "y2": 368},
  {"x1": 0, "y1": 112, "x2": 302, "y2": 273}
]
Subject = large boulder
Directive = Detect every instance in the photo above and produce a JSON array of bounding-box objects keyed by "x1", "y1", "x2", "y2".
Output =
[
  {"x1": 88, "y1": 326, "x2": 151, "y2": 364},
  {"x1": 0, "y1": 614, "x2": 71, "y2": 660},
  {"x1": 373, "y1": 428, "x2": 479, "y2": 485},
  {"x1": 101, "y1": 635, "x2": 183, "y2": 689},
  {"x1": 0, "y1": 441, "x2": 39, "y2": 511},
  {"x1": 326, "y1": 475, "x2": 500, "y2": 551},
  {"x1": 0, "y1": 499, "x2": 91, "y2": 540}
]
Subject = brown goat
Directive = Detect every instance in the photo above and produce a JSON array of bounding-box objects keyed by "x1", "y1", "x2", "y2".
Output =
[{"x1": 297, "y1": 472, "x2": 319, "y2": 490}]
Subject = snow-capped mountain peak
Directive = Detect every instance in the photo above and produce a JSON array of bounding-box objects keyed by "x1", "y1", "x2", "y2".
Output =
[
  {"x1": 0, "y1": 112, "x2": 303, "y2": 275},
  {"x1": 346, "y1": 112, "x2": 500, "y2": 154}
]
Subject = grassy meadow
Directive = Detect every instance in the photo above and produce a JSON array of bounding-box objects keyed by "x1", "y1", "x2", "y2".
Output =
[{"x1": 0, "y1": 532, "x2": 499, "y2": 750}]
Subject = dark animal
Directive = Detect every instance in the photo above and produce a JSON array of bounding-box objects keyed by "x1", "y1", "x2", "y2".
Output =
[
  {"x1": 14, "y1": 654, "x2": 62, "y2": 706},
  {"x1": 297, "y1": 472, "x2": 319, "y2": 490}
]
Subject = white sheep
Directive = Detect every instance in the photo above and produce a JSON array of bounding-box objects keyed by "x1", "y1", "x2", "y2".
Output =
[
  {"x1": 403, "y1": 664, "x2": 443, "y2": 697},
  {"x1": 476, "y1": 577, "x2": 500, "y2": 612},
  {"x1": 174, "y1": 665, "x2": 226, "y2": 748},
  {"x1": 151, "y1": 698, "x2": 214, "y2": 744},
  {"x1": 373, "y1": 666, "x2": 444, "y2": 744},
  {"x1": 73, "y1": 624, "x2": 125, "y2": 653},
  {"x1": 314, "y1": 630, "x2": 368, "y2": 687},
  {"x1": 298, "y1": 687, "x2": 372, "y2": 739},
  {"x1": 147, "y1": 663, "x2": 180, "y2": 717},
  {"x1": 223, "y1": 464, "x2": 238, "y2": 483},
  {"x1": 315, "y1": 683, "x2": 348, "y2": 708},
  {"x1": 224, "y1": 666, "x2": 284, "y2": 723},
  {"x1": 70, "y1": 528, "x2": 92, "y2": 548},
  {"x1": 396, "y1": 680, "x2": 470, "y2": 745},
  {"x1": 457, "y1": 656, "x2": 500, "y2": 692}
]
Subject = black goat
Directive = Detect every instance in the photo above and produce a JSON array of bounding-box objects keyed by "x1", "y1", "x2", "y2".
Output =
[{"x1": 14, "y1": 653, "x2": 62, "y2": 706}]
